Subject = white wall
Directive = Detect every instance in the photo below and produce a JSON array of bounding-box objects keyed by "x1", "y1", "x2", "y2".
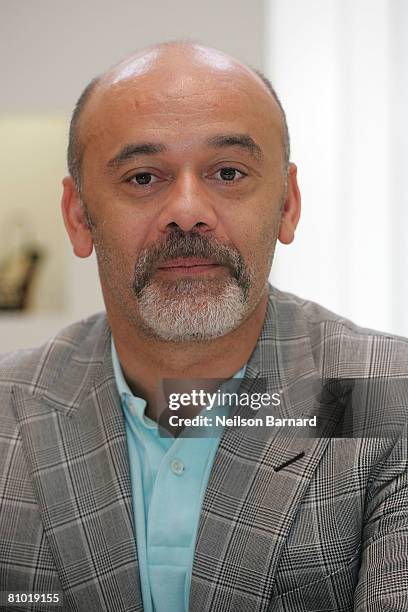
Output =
[
  {"x1": 390, "y1": 0, "x2": 408, "y2": 334},
  {"x1": 0, "y1": 0, "x2": 266, "y2": 351},
  {"x1": 0, "y1": 0, "x2": 265, "y2": 114},
  {"x1": 265, "y1": 0, "x2": 408, "y2": 336}
]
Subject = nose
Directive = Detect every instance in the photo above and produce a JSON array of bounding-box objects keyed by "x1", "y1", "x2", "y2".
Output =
[{"x1": 157, "y1": 171, "x2": 218, "y2": 234}]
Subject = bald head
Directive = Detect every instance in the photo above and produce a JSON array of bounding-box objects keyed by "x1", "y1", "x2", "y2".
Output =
[{"x1": 67, "y1": 42, "x2": 290, "y2": 191}]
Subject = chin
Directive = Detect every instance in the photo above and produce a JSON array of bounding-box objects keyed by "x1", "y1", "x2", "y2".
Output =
[{"x1": 135, "y1": 277, "x2": 252, "y2": 342}]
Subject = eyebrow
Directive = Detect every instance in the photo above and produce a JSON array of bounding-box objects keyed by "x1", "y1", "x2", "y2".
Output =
[
  {"x1": 206, "y1": 133, "x2": 264, "y2": 160},
  {"x1": 106, "y1": 132, "x2": 263, "y2": 169},
  {"x1": 107, "y1": 142, "x2": 167, "y2": 168}
]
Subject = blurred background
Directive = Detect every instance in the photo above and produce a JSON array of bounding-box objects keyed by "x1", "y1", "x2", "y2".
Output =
[{"x1": 1, "y1": 0, "x2": 407, "y2": 351}]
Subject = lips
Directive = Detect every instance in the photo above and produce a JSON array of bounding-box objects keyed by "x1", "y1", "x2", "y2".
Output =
[{"x1": 159, "y1": 258, "x2": 219, "y2": 269}]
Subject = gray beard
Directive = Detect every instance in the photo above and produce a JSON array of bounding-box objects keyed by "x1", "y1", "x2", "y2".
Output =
[{"x1": 136, "y1": 276, "x2": 250, "y2": 342}]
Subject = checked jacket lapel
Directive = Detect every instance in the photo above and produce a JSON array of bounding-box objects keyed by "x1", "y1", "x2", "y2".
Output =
[
  {"x1": 12, "y1": 317, "x2": 143, "y2": 612},
  {"x1": 189, "y1": 288, "x2": 341, "y2": 612}
]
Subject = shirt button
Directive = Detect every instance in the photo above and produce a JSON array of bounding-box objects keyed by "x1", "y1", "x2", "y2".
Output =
[{"x1": 170, "y1": 459, "x2": 185, "y2": 476}]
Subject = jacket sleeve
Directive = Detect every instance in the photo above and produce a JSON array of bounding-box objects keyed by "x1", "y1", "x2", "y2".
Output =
[{"x1": 354, "y1": 421, "x2": 408, "y2": 611}]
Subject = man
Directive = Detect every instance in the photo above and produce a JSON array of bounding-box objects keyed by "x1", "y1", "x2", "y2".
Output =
[{"x1": 0, "y1": 42, "x2": 407, "y2": 612}]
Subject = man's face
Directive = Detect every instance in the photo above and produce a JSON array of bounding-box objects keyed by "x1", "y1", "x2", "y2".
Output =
[{"x1": 71, "y1": 52, "x2": 298, "y2": 342}]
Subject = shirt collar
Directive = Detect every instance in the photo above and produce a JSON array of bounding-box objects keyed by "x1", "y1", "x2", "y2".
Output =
[
  {"x1": 111, "y1": 336, "x2": 247, "y2": 414},
  {"x1": 111, "y1": 336, "x2": 135, "y2": 399}
]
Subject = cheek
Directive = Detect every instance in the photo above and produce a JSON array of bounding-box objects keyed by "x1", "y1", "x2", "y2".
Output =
[
  {"x1": 234, "y1": 207, "x2": 280, "y2": 263},
  {"x1": 92, "y1": 205, "x2": 156, "y2": 261},
  {"x1": 243, "y1": 221, "x2": 281, "y2": 289},
  {"x1": 92, "y1": 225, "x2": 138, "y2": 282}
]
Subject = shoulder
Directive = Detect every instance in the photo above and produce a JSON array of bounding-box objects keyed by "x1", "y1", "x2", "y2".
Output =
[
  {"x1": 0, "y1": 312, "x2": 109, "y2": 395},
  {"x1": 268, "y1": 285, "x2": 408, "y2": 377}
]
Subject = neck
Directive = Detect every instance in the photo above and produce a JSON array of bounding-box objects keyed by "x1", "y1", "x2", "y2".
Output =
[{"x1": 108, "y1": 287, "x2": 269, "y2": 421}]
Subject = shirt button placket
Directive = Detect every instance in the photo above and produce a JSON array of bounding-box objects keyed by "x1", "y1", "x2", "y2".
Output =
[{"x1": 170, "y1": 458, "x2": 185, "y2": 476}]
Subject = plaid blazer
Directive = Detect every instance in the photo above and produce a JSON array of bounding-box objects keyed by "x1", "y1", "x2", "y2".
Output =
[{"x1": 0, "y1": 285, "x2": 407, "y2": 612}]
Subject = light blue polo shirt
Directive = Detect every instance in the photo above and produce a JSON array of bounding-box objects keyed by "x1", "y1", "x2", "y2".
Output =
[{"x1": 111, "y1": 339, "x2": 246, "y2": 612}]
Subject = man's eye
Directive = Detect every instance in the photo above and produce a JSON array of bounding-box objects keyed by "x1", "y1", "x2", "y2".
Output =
[
  {"x1": 215, "y1": 167, "x2": 245, "y2": 182},
  {"x1": 128, "y1": 173, "x2": 159, "y2": 185}
]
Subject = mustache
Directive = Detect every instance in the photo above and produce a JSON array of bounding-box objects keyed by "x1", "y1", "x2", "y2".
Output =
[{"x1": 132, "y1": 228, "x2": 252, "y2": 296}]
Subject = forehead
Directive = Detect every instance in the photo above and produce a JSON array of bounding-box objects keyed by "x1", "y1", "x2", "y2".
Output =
[{"x1": 80, "y1": 60, "x2": 282, "y2": 162}]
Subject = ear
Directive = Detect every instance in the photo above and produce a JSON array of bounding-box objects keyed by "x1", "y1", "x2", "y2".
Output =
[
  {"x1": 61, "y1": 176, "x2": 94, "y2": 258},
  {"x1": 278, "y1": 163, "x2": 301, "y2": 245}
]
